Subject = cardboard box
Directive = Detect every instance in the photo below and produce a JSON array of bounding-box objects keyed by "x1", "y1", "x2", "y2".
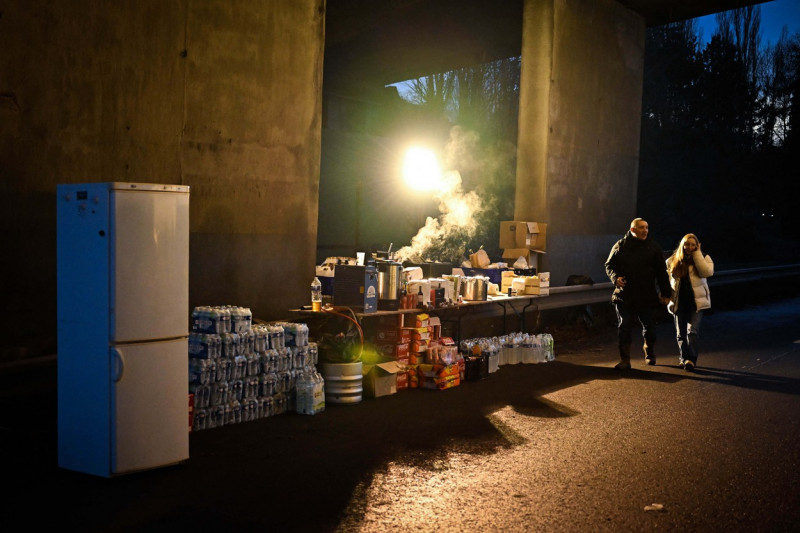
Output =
[
  {"x1": 417, "y1": 363, "x2": 461, "y2": 390},
  {"x1": 525, "y1": 286, "x2": 550, "y2": 296},
  {"x1": 499, "y1": 221, "x2": 547, "y2": 252},
  {"x1": 374, "y1": 327, "x2": 412, "y2": 344},
  {"x1": 396, "y1": 371, "x2": 409, "y2": 390},
  {"x1": 400, "y1": 327, "x2": 430, "y2": 341},
  {"x1": 501, "y1": 275, "x2": 551, "y2": 296},
  {"x1": 408, "y1": 280, "x2": 431, "y2": 305},
  {"x1": 523, "y1": 276, "x2": 549, "y2": 292},
  {"x1": 501, "y1": 276, "x2": 528, "y2": 293},
  {"x1": 501, "y1": 249, "x2": 539, "y2": 272},
  {"x1": 428, "y1": 316, "x2": 441, "y2": 340},
  {"x1": 374, "y1": 341, "x2": 410, "y2": 359},
  {"x1": 362, "y1": 360, "x2": 403, "y2": 398}
]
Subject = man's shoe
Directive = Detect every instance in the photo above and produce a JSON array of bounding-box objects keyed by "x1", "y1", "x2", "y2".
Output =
[
  {"x1": 678, "y1": 360, "x2": 685, "y2": 368},
  {"x1": 614, "y1": 361, "x2": 632, "y2": 370},
  {"x1": 645, "y1": 357, "x2": 656, "y2": 366},
  {"x1": 684, "y1": 360, "x2": 695, "y2": 372}
]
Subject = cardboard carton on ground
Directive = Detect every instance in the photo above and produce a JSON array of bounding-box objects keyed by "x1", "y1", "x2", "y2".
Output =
[
  {"x1": 499, "y1": 221, "x2": 547, "y2": 252},
  {"x1": 362, "y1": 360, "x2": 404, "y2": 398}
]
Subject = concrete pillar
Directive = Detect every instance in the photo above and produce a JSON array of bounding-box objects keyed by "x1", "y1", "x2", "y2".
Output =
[
  {"x1": 516, "y1": 0, "x2": 645, "y2": 284},
  {"x1": 0, "y1": 0, "x2": 325, "y2": 361}
]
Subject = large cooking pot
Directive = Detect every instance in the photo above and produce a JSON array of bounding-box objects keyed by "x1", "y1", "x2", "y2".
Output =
[
  {"x1": 460, "y1": 276, "x2": 489, "y2": 301},
  {"x1": 376, "y1": 260, "x2": 403, "y2": 307}
]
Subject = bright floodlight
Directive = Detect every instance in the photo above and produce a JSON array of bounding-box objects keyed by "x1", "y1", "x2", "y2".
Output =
[{"x1": 403, "y1": 147, "x2": 441, "y2": 191}]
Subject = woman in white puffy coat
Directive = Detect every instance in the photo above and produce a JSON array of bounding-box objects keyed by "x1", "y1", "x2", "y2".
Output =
[{"x1": 665, "y1": 233, "x2": 714, "y2": 371}]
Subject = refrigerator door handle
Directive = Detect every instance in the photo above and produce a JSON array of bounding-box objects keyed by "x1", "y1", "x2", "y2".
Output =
[{"x1": 111, "y1": 348, "x2": 125, "y2": 382}]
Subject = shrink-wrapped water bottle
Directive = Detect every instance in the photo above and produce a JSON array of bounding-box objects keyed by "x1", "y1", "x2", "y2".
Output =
[
  {"x1": 295, "y1": 371, "x2": 310, "y2": 415},
  {"x1": 242, "y1": 399, "x2": 256, "y2": 422},
  {"x1": 273, "y1": 393, "x2": 287, "y2": 415},
  {"x1": 230, "y1": 379, "x2": 243, "y2": 402},
  {"x1": 313, "y1": 371, "x2": 326, "y2": 414},
  {"x1": 260, "y1": 372, "x2": 276, "y2": 397},
  {"x1": 209, "y1": 405, "x2": 225, "y2": 429},
  {"x1": 211, "y1": 381, "x2": 229, "y2": 406},
  {"x1": 277, "y1": 348, "x2": 290, "y2": 372},
  {"x1": 544, "y1": 334, "x2": 555, "y2": 361},
  {"x1": 254, "y1": 325, "x2": 267, "y2": 353},
  {"x1": 216, "y1": 306, "x2": 231, "y2": 334},
  {"x1": 486, "y1": 345, "x2": 499, "y2": 373},
  {"x1": 246, "y1": 353, "x2": 259, "y2": 377},
  {"x1": 308, "y1": 342, "x2": 318, "y2": 365},
  {"x1": 260, "y1": 395, "x2": 273, "y2": 418},
  {"x1": 268, "y1": 325, "x2": 285, "y2": 349},
  {"x1": 193, "y1": 408, "x2": 208, "y2": 431},
  {"x1": 233, "y1": 355, "x2": 247, "y2": 380},
  {"x1": 190, "y1": 383, "x2": 210, "y2": 409},
  {"x1": 521, "y1": 334, "x2": 534, "y2": 364},
  {"x1": 294, "y1": 346, "x2": 308, "y2": 369},
  {"x1": 264, "y1": 349, "x2": 278, "y2": 374}
]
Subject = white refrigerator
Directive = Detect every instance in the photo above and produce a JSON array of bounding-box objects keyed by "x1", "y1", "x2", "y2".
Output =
[{"x1": 57, "y1": 182, "x2": 190, "y2": 477}]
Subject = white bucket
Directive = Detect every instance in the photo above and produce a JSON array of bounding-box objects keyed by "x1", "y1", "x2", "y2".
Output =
[{"x1": 320, "y1": 362, "x2": 363, "y2": 404}]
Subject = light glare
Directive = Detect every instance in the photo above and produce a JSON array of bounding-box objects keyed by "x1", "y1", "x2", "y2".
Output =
[{"x1": 403, "y1": 147, "x2": 441, "y2": 192}]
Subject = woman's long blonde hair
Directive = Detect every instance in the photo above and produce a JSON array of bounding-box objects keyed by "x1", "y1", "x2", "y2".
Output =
[{"x1": 667, "y1": 233, "x2": 699, "y2": 279}]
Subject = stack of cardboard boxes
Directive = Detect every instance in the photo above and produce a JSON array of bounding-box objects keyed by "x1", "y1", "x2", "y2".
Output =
[
  {"x1": 500, "y1": 271, "x2": 550, "y2": 296},
  {"x1": 499, "y1": 221, "x2": 547, "y2": 271},
  {"x1": 365, "y1": 312, "x2": 462, "y2": 395},
  {"x1": 499, "y1": 220, "x2": 550, "y2": 296}
]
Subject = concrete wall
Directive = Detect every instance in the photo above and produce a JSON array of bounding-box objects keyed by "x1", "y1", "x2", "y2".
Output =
[
  {"x1": 0, "y1": 0, "x2": 325, "y2": 361},
  {"x1": 516, "y1": 0, "x2": 645, "y2": 285}
]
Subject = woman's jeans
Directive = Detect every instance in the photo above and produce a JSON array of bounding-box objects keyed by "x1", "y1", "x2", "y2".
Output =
[{"x1": 674, "y1": 309, "x2": 703, "y2": 364}]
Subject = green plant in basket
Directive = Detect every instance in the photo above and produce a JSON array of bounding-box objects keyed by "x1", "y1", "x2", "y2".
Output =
[{"x1": 318, "y1": 328, "x2": 362, "y2": 364}]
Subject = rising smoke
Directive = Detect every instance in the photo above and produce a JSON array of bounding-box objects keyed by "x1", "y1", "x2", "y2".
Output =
[{"x1": 395, "y1": 126, "x2": 496, "y2": 264}]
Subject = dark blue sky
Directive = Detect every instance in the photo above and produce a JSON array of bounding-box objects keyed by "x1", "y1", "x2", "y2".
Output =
[{"x1": 696, "y1": 0, "x2": 800, "y2": 45}]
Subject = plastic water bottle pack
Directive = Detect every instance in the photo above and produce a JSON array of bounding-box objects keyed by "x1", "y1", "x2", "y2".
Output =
[{"x1": 189, "y1": 310, "x2": 324, "y2": 432}]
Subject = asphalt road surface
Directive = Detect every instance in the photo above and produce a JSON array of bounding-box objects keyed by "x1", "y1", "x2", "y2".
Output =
[{"x1": 3, "y1": 294, "x2": 799, "y2": 532}]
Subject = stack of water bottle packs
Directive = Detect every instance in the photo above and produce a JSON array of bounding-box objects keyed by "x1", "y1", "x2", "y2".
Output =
[
  {"x1": 459, "y1": 332, "x2": 555, "y2": 370},
  {"x1": 189, "y1": 306, "x2": 325, "y2": 432}
]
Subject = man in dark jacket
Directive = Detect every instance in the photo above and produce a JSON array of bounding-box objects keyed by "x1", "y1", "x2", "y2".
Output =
[{"x1": 605, "y1": 218, "x2": 672, "y2": 370}]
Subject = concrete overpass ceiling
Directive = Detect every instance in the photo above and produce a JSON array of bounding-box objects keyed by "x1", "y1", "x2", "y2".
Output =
[{"x1": 324, "y1": 0, "x2": 772, "y2": 90}]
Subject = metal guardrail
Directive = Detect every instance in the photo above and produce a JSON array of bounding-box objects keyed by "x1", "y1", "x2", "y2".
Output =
[{"x1": 541, "y1": 263, "x2": 800, "y2": 309}]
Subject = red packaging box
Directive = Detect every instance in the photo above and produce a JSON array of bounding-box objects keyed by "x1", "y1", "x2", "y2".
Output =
[
  {"x1": 396, "y1": 371, "x2": 408, "y2": 390},
  {"x1": 375, "y1": 327, "x2": 412, "y2": 344},
  {"x1": 375, "y1": 342, "x2": 410, "y2": 359}
]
